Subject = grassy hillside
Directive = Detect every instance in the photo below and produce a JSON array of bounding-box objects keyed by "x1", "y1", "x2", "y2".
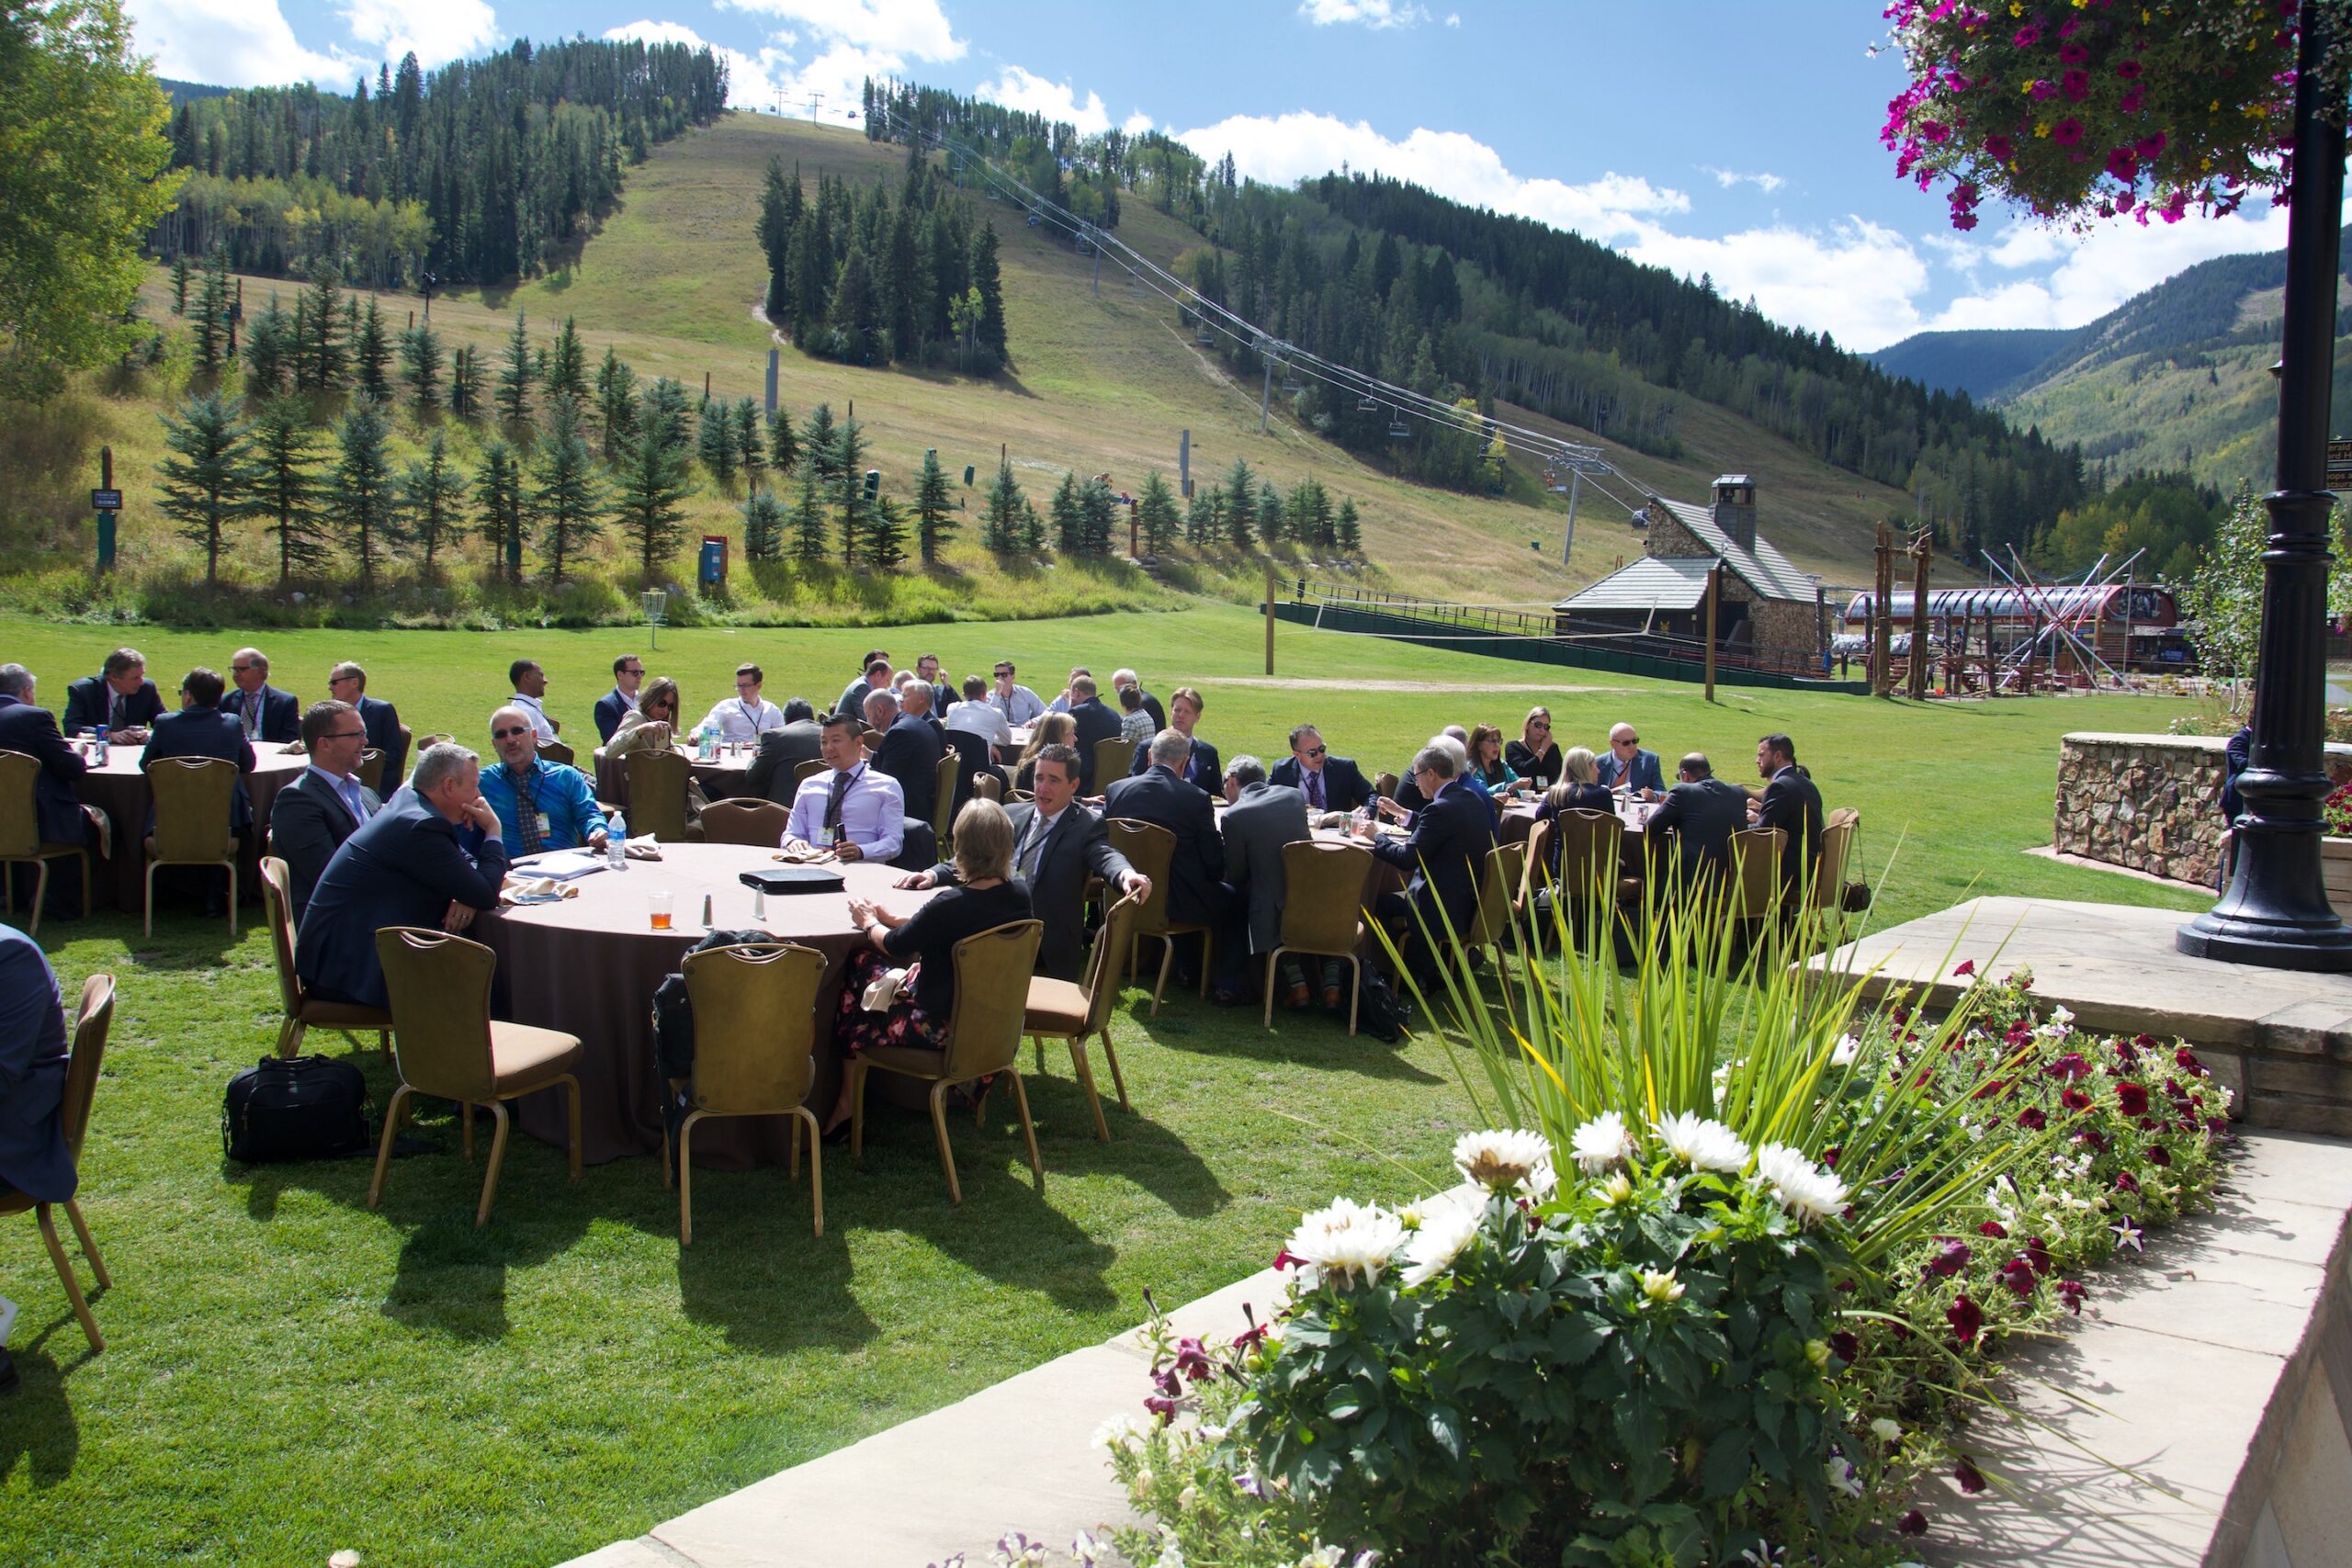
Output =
[
  {"x1": 1867, "y1": 326, "x2": 2075, "y2": 401},
  {"x1": 4, "y1": 113, "x2": 1921, "y2": 619}
]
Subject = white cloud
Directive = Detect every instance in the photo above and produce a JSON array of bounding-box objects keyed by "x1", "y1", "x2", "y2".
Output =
[
  {"x1": 717, "y1": 0, "x2": 964, "y2": 62},
  {"x1": 125, "y1": 0, "x2": 356, "y2": 86},
  {"x1": 341, "y1": 0, "x2": 497, "y2": 70},
  {"x1": 607, "y1": 20, "x2": 887, "y2": 121},
  {"x1": 1928, "y1": 198, "x2": 2297, "y2": 333},
  {"x1": 1445, "y1": 12, "x2": 1462, "y2": 26},
  {"x1": 1624, "y1": 218, "x2": 1931, "y2": 351},
  {"x1": 978, "y1": 65, "x2": 1111, "y2": 137},
  {"x1": 604, "y1": 21, "x2": 790, "y2": 112},
  {"x1": 1173, "y1": 110, "x2": 1687, "y2": 241},
  {"x1": 1123, "y1": 109, "x2": 1155, "y2": 136},
  {"x1": 1299, "y1": 0, "x2": 1431, "y2": 27},
  {"x1": 1702, "y1": 166, "x2": 1786, "y2": 195}
]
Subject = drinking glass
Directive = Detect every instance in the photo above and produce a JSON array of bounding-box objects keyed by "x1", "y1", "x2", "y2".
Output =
[{"x1": 649, "y1": 891, "x2": 674, "y2": 931}]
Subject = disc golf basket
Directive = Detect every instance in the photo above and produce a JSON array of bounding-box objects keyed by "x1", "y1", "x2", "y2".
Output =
[{"x1": 642, "y1": 590, "x2": 668, "y2": 649}]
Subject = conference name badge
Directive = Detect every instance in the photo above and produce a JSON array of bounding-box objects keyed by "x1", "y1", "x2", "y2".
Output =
[{"x1": 535, "y1": 813, "x2": 552, "y2": 840}]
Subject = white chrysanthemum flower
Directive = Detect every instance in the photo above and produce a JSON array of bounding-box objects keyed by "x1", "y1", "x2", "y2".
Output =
[
  {"x1": 1567, "y1": 1111, "x2": 1636, "y2": 1175},
  {"x1": 1754, "y1": 1143, "x2": 1849, "y2": 1227},
  {"x1": 1091, "y1": 1413, "x2": 1148, "y2": 1453},
  {"x1": 1656, "y1": 1111, "x2": 1750, "y2": 1173},
  {"x1": 1283, "y1": 1196, "x2": 1407, "y2": 1287},
  {"x1": 1638, "y1": 1267, "x2": 1685, "y2": 1304},
  {"x1": 1831, "y1": 1033, "x2": 1861, "y2": 1066},
  {"x1": 1871, "y1": 1416, "x2": 1903, "y2": 1444},
  {"x1": 1454, "y1": 1128, "x2": 1555, "y2": 1190},
  {"x1": 1398, "y1": 1201, "x2": 1483, "y2": 1289}
]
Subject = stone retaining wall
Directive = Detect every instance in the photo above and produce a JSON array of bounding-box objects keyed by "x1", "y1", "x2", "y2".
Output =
[{"x1": 2055, "y1": 731, "x2": 2352, "y2": 887}]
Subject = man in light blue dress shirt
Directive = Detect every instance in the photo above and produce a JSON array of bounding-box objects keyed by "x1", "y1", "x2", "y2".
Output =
[
  {"x1": 270, "y1": 701, "x2": 383, "y2": 922},
  {"x1": 784, "y1": 713, "x2": 905, "y2": 863}
]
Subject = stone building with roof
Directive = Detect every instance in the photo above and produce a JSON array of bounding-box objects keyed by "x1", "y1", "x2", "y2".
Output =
[{"x1": 1553, "y1": 475, "x2": 1826, "y2": 672}]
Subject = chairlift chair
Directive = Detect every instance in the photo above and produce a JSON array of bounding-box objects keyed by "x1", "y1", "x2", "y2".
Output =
[
  {"x1": 1356, "y1": 394, "x2": 1380, "y2": 413},
  {"x1": 1194, "y1": 326, "x2": 1214, "y2": 346},
  {"x1": 1386, "y1": 409, "x2": 1411, "y2": 439}
]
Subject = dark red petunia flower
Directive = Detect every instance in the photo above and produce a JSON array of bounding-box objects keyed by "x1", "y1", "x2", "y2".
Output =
[
  {"x1": 1173, "y1": 1337, "x2": 1213, "y2": 1382},
  {"x1": 2146, "y1": 1145, "x2": 2172, "y2": 1167},
  {"x1": 1830, "y1": 1330, "x2": 1860, "y2": 1363},
  {"x1": 2075, "y1": 1128, "x2": 2108, "y2": 1152},
  {"x1": 1144, "y1": 1393, "x2": 1178, "y2": 1424},
  {"x1": 2061, "y1": 1089, "x2": 2092, "y2": 1112},
  {"x1": 1999, "y1": 1257, "x2": 2037, "y2": 1298},
  {"x1": 2176, "y1": 1046, "x2": 2208, "y2": 1077},
  {"x1": 1948, "y1": 1293, "x2": 1984, "y2": 1347},
  {"x1": 2115, "y1": 1170, "x2": 2140, "y2": 1195},
  {"x1": 2117, "y1": 1083, "x2": 2150, "y2": 1117},
  {"x1": 2057, "y1": 1279, "x2": 2086, "y2": 1314},
  {"x1": 1954, "y1": 1455, "x2": 1988, "y2": 1494},
  {"x1": 2045, "y1": 1053, "x2": 2091, "y2": 1081},
  {"x1": 1973, "y1": 1077, "x2": 2008, "y2": 1100},
  {"x1": 2018, "y1": 1107, "x2": 2048, "y2": 1131},
  {"x1": 1273, "y1": 1247, "x2": 1305, "y2": 1270},
  {"x1": 1953, "y1": 959, "x2": 1975, "y2": 977},
  {"x1": 1822, "y1": 1145, "x2": 1841, "y2": 1168},
  {"x1": 1899, "y1": 1508, "x2": 1929, "y2": 1535},
  {"x1": 1153, "y1": 1367, "x2": 1182, "y2": 1398},
  {"x1": 2026, "y1": 1237, "x2": 2053, "y2": 1276},
  {"x1": 1925, "y1": 1239, "x2": 1973, "y2": 1279},
  {"x1": 1978, "y1": 1220, "x2": 2008, "y2": 1238}
]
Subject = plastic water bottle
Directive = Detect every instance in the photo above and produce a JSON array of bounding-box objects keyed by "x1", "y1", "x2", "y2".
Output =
[
  {"x1": 93, "y1": 734, "x2": 108, "y2": 766},
  {"x1": 606, "y1": 810, "x2": 628, "y2": 872}
]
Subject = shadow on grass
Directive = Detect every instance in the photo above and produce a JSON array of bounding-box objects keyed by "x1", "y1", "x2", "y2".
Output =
[
  {"x1": 0, "y1": 1332, "x2": 83, "y2": 1487},
  {"x1": 1000, "y1": 1064, "x2": 1232, "y2": 1220},
  {"x1": 1137, "y1": 998, "x2": 1444, "y2": 1085}
]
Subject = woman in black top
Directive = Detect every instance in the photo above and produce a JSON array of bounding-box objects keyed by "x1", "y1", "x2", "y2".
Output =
[
  {"x1": 1505, "y1": 705, "x2": 1563, "y2": 792},
  {"x1": 824, "y1": 799, "x2": 1033, "y2": 1133},
  {"x1": 1536, "y1": 746, "x2": 1615, "y2": 879}
]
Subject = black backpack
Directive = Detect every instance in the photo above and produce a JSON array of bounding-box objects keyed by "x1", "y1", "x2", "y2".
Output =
[
  {"x1": 1355, "y1": 965, "x2": 1411, "y2": 1044},
  {"x1": 222, "y1": 1055, "x2": 373, "y2": 1163}
]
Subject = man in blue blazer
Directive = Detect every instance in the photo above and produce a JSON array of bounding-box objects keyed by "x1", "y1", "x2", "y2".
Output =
[
  {"x1": 269, "y1": 701, "x2": 381, "y2": 923},
  {"x1": 593, "y1": 653, "x2": 645, "y2": 744},
  {"x1": 1595, "y1": 722, "x2": 1665, "y2": 799},
  {"x1": 1104, "y1": 729, "x2": 1226, "y2": 936},
  {"x1": 0, "y1": 665, "x2": 89, "y2": 848},
  {"x1": 221, "y1": 647, "x2": 300, "y2": 745},
  {"x1": 61, "y1": 648, "x2": 164, "y2": 739},
  {"x1": 1128, "y1": 686, "x2": 1221, "y2": 790},
  {"x1": 1064, "y1": 675, "x2": 1125, "y2": 792},
  {"x1": 298, "y1": 743, "x2": 511, "y2": 1010},
  {"x1": 1268, "y1": 722, "x2": 1374, "y2": 813},
  {"x1": 1363, "y1": 740, "x2": 1498, "y2": 983},
  {"x1": 326, "y1": 662, "x2": 407, "y2": 786},
  {"x1": 141, "y1": 667, "x2": 256, "y2": 834}
]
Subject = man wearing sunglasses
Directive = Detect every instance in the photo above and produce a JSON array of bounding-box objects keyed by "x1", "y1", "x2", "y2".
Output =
[
  {"x1": 1269, "y1": 723, "x2": 1374, "y2": 814},
  {"x1": 476, "y1": 706, "x2": 607, "y2": 855},
  {"x1": 1595, "y1": 722, "x2": 1664, "y2": 801}
]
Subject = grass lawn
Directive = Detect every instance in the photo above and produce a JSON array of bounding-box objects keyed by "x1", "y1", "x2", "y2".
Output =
[{"x1": 0, "y1": 606, "x2": 2208, "y2": 1566}]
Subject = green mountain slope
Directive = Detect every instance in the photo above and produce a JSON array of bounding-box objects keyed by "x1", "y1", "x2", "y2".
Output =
[{"x1": 1868, "y1": 327, "x2": 2074, "y2": 401}]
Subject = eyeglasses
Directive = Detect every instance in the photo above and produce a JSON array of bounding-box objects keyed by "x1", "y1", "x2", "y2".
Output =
[
  {"x1": 232, "y1": 663, "x2": 257, "y2": 673},
  {"x1": 492, "y1": 726, "x2": 531, "y2": 740},
  {"x1": 621, "y1": 667, "x2": 644, "y2": 677},
  {"x1": 1301, "y1": 746, "x2": 1327, "y2": 759},
  {"x1": 1614, "y1": 737, "x2": 1638, "y2": 748},
  {"x1": 993, "y1": 669, "x2": 1012, "y2": 679},
  {"x1": 326, "y1": 728, "x2": 368, "y2": 742},
  {"x1": 1529, "y1": 720, "x2": 1551, "y2": 731},
  {"x1": 735, "y1": 680, "x2": 760, "y2": 691}
]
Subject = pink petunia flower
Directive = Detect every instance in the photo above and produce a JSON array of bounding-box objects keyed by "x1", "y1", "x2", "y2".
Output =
[
  {"x1": 2052, "y1": 118, "x2": 2086, "y2": 146},
  {"x1": 2062, "y1": 70, "x2": 2090, "y2": 101}
]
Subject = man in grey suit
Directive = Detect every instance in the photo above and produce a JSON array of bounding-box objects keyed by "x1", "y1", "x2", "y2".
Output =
[
  {"x1": 1215, "y1": 756, "x2": 1323, "y2": 1007},
  {"x1": 896, "y1": 742, "x2": 1148, "y2": 981},
  {"x1": 269, "y1": 701, "x2": 381, "y2": 923},
  {"x1": 744, "y1": 698, "x2": 825, "y2": 803}
]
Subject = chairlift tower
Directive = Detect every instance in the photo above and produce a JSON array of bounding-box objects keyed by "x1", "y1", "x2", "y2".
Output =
[{"x1": 1553, "y1": 442, "x2": 1606, "y2": 565}]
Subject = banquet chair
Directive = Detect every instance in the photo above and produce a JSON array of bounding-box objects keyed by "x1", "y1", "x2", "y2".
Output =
[
  {"x1": 1091, "y1": 735, "x2": 1132, "y2": 795},
  {"x1": 1104, "y1": 818, "x2": 1212, "y2": 1015},
  {"x1": 260, "y1": 855, "x2": 392, "y2": 1059},
  {"x1": 932, "y1": 750, "x2": 959, "y2": 856},
  {"x1": 1023, "y1": 890, "x2": 1144, "y2": 1140},
  {"x1": 143, "y1": 756, "x2": 239, "y2": 938},
  {"x1": 1262, "y1": 840, "x2": 1374, "y2": 1035},
  {"x1": 536, "y1": 738, "x2": 575, "y2": 768},
  {"x1": 699, "y1": 799, "x2": 791, "y2": 847},
  {"x1": 356, "y1": 749, "x2": 387, "y2": 796},
  {"x1": 0, "y1": 750, "x2": 90, "y2": 937},
  {"x1": 1806, "y1": 813, "x2": 1859, "y2": 919},
  {"x1": 673, "y1": 942, "x2": 828, "y2": 1241},
  {"x1": 392, "y1": 723, "x2": 413, "y2": 786},
  {"x1": 368, "y1": 928, "x2": 583, "y2": 1227},
  {"x1": 1549, "y1": 809, "x2": 1628, "y2": 939},
  {"x1": 973, "y1": 773, "x2": 1003, "y2": 804},
  {"x1": 1, "y1": 974, "x2": 114, "y2": 1353},
  {"x1": 850, "y1": 919, "x2": 1046, "y2": 1204},
  {"x1": 794, "y1": 758, "x2": 828, "y2": 788},
  {"x1": 1374, "y1": 771, "x2": 1399, "y2": 801},
  {"x1": 1731, "y1": 827, "x2": 1788, "y2": 944},
  {"x1": 626, "y1": 749, "x2": 692, "y2": 843},
  {"x1": 1464, "y1": 840, "x2": 1528, "y2": 978}
]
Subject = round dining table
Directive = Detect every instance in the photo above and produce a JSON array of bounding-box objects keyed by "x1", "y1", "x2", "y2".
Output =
[
  {"x1": 73, "y1": 742, "x2": 311, "y2": 912},
  {"x1": 475, "y1": 842, "x2": 940, "y2": 1169}
]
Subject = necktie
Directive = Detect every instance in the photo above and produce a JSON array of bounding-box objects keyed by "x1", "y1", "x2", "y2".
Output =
[
  {"x1": 1017, "y1": 812, "x2": 1054, "y2": 880},
  {"x1": 243, "y1": 698, "x2": 259, "y2": 738},
  {"x1": 1306, "y1": 768, "x2": 1325, "y2": 810},
  {"x1": 825, "y1": 767, "x2": 857, "y2": 834},
  {"x1": 110, "y1": 693, "x2": 126, "y2": 730},
  {"x1": 339, "y1": 776, "x2": 370, "y2": 823},
  {"x1": 514, "y1": 766, "x2": 543, "y2": 854}
]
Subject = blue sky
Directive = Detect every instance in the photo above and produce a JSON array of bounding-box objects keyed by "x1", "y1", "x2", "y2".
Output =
[{"x1": 125, "y1": 0, "x2": 2301, "y2": 352}]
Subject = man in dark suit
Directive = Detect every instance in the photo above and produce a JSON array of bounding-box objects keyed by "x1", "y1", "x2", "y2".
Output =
[
  {"x1": 1111, "y1": 669, "x2": 1167, "y2": 733},
  {"x1": 1363, "y1": 741, "x2": 1498, "y2": 983},
  {"x1": 1596, "y1": 723, "x2": 1666, "y2": 799},
  {"x1": 62, "y1": 648, "x2": 164, "y2": 739},
  {"x1": 1064, "y1": 675, "x2": 1124, "y2": 792},
  {"x1": 1645, "y1": 752, "x2": 1751, "y2": 895},
  {"x1": 867, "y1": 688, "x2": 944, "y2": 825},
  {"x1": 0, "y1": 923, "x2": 74, "y2": 1387},
  {"x1": 594, "y1": 653, "x2": 646, "y2": 744},
  {"x1": 0, "y1": 665, "x2": 89, "y2": 849},
  {"x1": 141, "y1": 667, "x2": 257, "y2": 834},
  {"x1": 1749, "y1": 733, "x2": 1825, "y2": 901},
  {"x1": 269, "y1": 701, "x2": 382, "y2": 923},
  {"x1": 1129, "y1": 686, "x2": 1220, "y2": 789},
  {"x1": 1269, "y1": 723, "x2": 1374, "y2": 814},
  {"x1": 298, "y1": 743, "x2": 511, "y2": 1010},
  {"x1": 326, "y1": 661, "x2": 407, "y2": 786},
  {"x1": 1104, "y1": 729, "x2": 1225, "y2": 934},
  {"x1": 1216, "y1": 755, "x2": 1317, "y2": 1005},
  {"x1": 915, "y1": 653, "x2": 955, "y2": 716},
  {"x1": 899, "y1": 742, "x2": 1148, "y2": 981},
  {"x1": 745, "y1": 698, "x2": 825, "y2": 804},
  {"x1": 837, "y1": 655, "x2": 893, "y2": 725},
  {"x1": 221, "y1": 646, "x2": 299, "y2": 744},
  {"x1": 901, "y1": 678, "x2": 949, "y2": 748}
]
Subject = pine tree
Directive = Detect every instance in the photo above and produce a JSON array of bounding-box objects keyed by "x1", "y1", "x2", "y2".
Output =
[
  {"x1": 243, "y1": 293, "x2": 294, "y2": 401},
  {"x1": 474, "y1": 438, "x2": 527, "y2": 582},
  {"x1": 594, "y1": 347, "x2": 639, "y2": 459},
  {"x1": 1136, "y1": 468, "x2": 1180, "y2": 554},
  {"x1": 190, "y1": 254, "x2": 231, "y2": 376},
  {"x1": 496, "y1": 310, "x2": 535, "y2": 427},
  {"x1": 1049, "y1": 470, "x2": 1084, "y2": 554},
  {"x1": 613, "y1": 422, "x2": 697, "y2": 582},
  {"x1": 546, "y1": 316, "x2": 588, "y2": 404},
  {"x1": 913, "y1": 447, "x2": 955, "y2": 563},
  {"x1": 353, "y1": 297, "x2": 392, "y2": 402},
  {"x1": 1079, "y1": 476, "x2": 1117, "y2": 556},
  {"x1": 981, "y1": 456, "x2": 1023, "y2": 555},
  {"x1": 786, "y1": 462, "x2": 829, "y2": 567},
  {"x1": 640, "y1": 377, "x2": 693, "y2": 455},
  {"x1": 531, "y1": 395, "x2": 605, "y2": 581},
  {"x1": 250, "y1": 396, "x2": 327, "y2": 583},
  {"x1": 1227, "y1": 484, "x2": 1259, "y2": 550},
  {"x1": 696, "y1": 398, "x2": 736, "y2": 484},
  {"x1": 1255, "y1": 482, "x2": 1283, "y2": 548},
  {"x1": 1184, "y1": 484, "x2": 1222, "y2": 547},
  {"x1": 398, "y1": 323, "x2": 443, "y2": 414},
  {"x1": 300, "y1": 264, "x2": 345, "y2": 393},
  {"x1": 865, "y1": 493, "x2": 909, "y2": 570},
  {"x1": 969, "y1": 221, "x2": 1007, "y2": 367},
  {"x1": 168, "y1": 254, "x2": 191, "y2": 316},
  {"x1": 833, "y1": 416, "x2": 868, "y2": 566},
  {"x1": 153, "y1": 391, "x2": 255, "y2": 584},
  {"x1": 400, "y1": 427, "x2": 469, "y2": 575},
  {"x1": 828, "y1": 239, "x2": 880, "y2": 365},
  {"x1": 741, "y1": 486, "x2": 785, "y2": 562},
  {"x1": 732, "y1": 397, "x2": 764, "y2": 483},
  {"x1": 1334, "y1": 496, "x2": 1363, "y2": 552},
  {"x1": 449, "y1": 343, "x2": 482, "y2": 418},
  {"x1": 328, "y1": 396, "x2": 400, "y2": 590},
  {"x1": 1224, "y1": 458, "x2": 1254, "y2": 532},
  {"x1": 1018, "y1": 499, "x2": 1046, "y2": 552},
  {"x1": 766, "y1": 405, "x2": 798, "y2": 475},
  {"x1": 804, "y1": 402, "x2": 841, "y2": 480}
]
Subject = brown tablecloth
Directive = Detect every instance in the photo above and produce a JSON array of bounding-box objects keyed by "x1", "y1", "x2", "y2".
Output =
[
  {"x1": 74, "y1": 745, "x2": 310, "y2": 912},
  {"x1": 593, "y1": 742, "x2": 752, "y2": 809},
  {"x1": 473, "y1": 843, "x2": 940, "y2": 1169}
]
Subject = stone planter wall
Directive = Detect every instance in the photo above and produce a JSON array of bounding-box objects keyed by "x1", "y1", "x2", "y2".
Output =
[{"x1": 2055, "y1": 731, "x2": 2352, "y2": 890}]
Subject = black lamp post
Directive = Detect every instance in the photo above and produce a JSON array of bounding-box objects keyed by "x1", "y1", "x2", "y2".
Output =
[{"x1": 2178, "y1": 1, "x2": 2352, "y2": 972}]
